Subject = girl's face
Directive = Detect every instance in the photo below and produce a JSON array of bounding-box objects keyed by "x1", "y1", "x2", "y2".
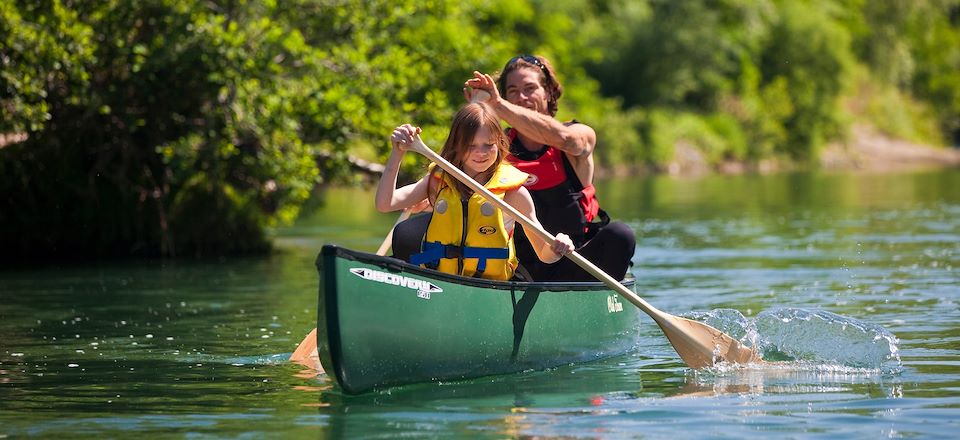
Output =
[
  {"x1": 504, "y1": 67, "x2": 548, "y2": 115},
  {"x1": 463, "y1": 125, "x2": 498, "y2": 178}
]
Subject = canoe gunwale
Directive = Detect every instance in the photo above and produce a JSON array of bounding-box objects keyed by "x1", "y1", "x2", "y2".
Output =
[{"x1": 316, "y1": 244, "x2": 636, "y2": 292}]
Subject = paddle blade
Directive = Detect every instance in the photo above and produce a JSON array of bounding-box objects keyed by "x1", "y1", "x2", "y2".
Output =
[
  {"x1": 657, "y1": 315, "x2": 762, "y2": 368},
  {"x1": 290, "y1": 328, "x2": 325, "y2": 372}
]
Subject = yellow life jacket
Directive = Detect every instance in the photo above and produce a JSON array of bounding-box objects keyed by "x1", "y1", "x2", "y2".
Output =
[{"x1": 410, "y1": 162, "x2": 528, "y2": 280}]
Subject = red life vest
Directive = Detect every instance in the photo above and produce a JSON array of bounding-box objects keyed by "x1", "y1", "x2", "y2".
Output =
[{"x1": 504, "y1": 127, "x2": 605, "y2": 246}]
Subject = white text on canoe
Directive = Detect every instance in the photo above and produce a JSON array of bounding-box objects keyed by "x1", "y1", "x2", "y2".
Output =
[{"x1": 350, "y1": 268, "x2": 443, "y2": 300}]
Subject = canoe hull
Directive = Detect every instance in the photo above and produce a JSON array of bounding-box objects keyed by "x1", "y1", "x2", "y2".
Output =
[{"x1": 317, "y1": 245, "x2": 642, "y2": 394}]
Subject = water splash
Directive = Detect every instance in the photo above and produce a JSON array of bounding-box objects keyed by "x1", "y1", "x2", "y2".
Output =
[
  {"x1": 754, "y1": 308, "x2": 901, "y2": 372},
  {"x1": 685, "y1": 308, "x2": 901, "y2": 373}
]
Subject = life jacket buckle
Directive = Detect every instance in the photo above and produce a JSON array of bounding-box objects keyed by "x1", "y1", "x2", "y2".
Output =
[{"x1": 444, "y1": 245, "x2": 464, "y2": 259}]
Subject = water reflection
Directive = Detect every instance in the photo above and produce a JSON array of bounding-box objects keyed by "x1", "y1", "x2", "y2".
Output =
[{"x1": 680, "y1": 364, "x2": 902, "y2": 399}]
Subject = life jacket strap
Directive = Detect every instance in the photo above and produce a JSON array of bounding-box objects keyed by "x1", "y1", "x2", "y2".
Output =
[{"x1": 410, "y1": 241, "x2": 509, "y2": 274}]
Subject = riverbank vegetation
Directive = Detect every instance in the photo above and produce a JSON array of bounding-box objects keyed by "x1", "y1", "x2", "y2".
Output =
[{"x1": 2, "y1": 0, "x2": 958, "y2": 259}]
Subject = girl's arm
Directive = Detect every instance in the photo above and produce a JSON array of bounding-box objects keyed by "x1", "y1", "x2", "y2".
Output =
[
  {"x1": 375, "y1": 124, "x2": 430, "y2": 212},
  {"x1": 503, "y1": 186, "x2": 574, "y2": 263}
]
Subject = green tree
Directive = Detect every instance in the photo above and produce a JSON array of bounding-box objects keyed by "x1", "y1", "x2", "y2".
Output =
[
  {"x1": 1, "y1": 0, "x2": 319, "y2": 258},
  {"x1": 2, "y1": 0, "x2": 958, "y2": 262}
]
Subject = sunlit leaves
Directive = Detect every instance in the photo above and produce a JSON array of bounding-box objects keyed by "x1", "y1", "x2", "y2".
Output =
[{"x1": 2, "y1": 0, "x2": 958, "y2": 259}]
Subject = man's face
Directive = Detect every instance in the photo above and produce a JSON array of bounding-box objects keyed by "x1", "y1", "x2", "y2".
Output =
[{"x1": 504, "y1": 67, "x2": 548, "y2": 115}]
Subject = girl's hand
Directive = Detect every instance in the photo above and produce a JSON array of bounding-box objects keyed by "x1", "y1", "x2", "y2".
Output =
[
  {"x1": 390, "y1": 124, "x2": 421, "y2": 152},
  {"x1": 551, "y1": 233, "x2": 574, "y2": 257},
  {"x1": 463, "y1": 71, "x2": 500, "y2": 103}
]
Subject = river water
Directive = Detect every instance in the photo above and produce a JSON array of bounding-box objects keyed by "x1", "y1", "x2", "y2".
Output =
[{"x1": 2, "y1": 168, "x2": 957, "y2": 438}]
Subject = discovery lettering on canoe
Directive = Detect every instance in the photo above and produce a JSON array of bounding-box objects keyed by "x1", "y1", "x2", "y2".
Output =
[
  {"x1": 607, "y1": 295, "x2": 623, "y2": 313},
  {"x1": 349, "y1": 268, "x2": 443, "y2": 300}
]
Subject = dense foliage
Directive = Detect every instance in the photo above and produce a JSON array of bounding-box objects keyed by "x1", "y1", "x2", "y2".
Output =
[{"x1": 2, "y1": 0, "x2": 958, "y2": 259}]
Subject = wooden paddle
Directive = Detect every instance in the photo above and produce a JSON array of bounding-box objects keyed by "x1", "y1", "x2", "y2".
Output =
[
  {"x1": 289, "y1": 327, "x2": 322, "y2": 371},
  {"x1": 407, "y1": 134, "x2": 762, "y2": 368},
  {"x1": 289, "y1": 211, "x2": 413, "y2": 371}
]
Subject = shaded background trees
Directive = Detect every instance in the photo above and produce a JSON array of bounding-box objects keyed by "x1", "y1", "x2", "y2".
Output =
[{"x1": 2, "y1": 0, "x2": 958, "y2": 260}]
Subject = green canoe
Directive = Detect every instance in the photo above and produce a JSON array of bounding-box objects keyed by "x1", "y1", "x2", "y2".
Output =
[{"x1": 316, "y1": 245, "x2": 642, "y2": 394}]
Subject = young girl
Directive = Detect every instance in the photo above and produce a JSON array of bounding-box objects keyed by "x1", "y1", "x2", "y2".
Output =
[{"x1": 376, "y1": 103, "x2": 574, "y2": 281}]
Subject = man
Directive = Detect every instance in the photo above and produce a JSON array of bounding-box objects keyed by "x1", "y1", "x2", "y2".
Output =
[{"x1": 464, "y1": 55, "x2": 635, "y2": 281}]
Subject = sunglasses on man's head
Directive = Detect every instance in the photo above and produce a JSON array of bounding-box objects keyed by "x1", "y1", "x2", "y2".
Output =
[{"x1": 507, "y1": 55, "x2": 550, "y2": 79}]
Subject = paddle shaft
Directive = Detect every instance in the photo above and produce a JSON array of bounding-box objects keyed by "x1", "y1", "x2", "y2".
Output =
[{"x1": 408, "y1": 138, "x2": 667, "y2": 320}]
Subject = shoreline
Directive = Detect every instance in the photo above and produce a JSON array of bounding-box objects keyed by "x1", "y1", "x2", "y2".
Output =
[
  {"x1": 598, "y1": 123, "x2": 960, "y2": 178},
  {"x1": 819, "y1": 124, "x2": 960, "y2": 172}
]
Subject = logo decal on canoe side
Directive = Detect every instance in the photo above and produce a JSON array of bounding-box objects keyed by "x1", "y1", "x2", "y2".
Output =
[
  {"x1": 607, "y1": 295, "x2": 623, "y2": 313},
  {"x1": 349, "y1": 268, "x2": 443, "y2": 300}
]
